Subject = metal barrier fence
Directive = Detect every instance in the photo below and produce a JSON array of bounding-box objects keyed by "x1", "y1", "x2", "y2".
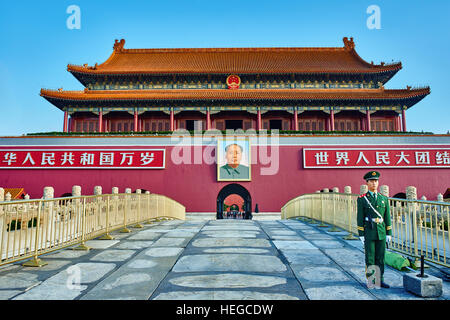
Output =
[
  {"x1": 0, "y1": 193, "x2": 185, "y2": 267},
  {"x1": 281, "y1": 193, "x2": 450, "y2": 268}
]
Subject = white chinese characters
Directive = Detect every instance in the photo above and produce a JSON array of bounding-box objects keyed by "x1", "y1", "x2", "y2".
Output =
[
  {"x1": 307, "y1": 149, "x2": 450, "y2": 168},
  {"x1": 0, "y1": 149, "x2": 165, "y2": 168}
]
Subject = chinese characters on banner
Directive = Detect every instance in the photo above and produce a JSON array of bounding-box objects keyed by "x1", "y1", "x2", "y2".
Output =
[
  {"x1": 0, "y1": 148, "x2": 165, "y2": 169},
  {"x1": 303, "y1": 148, "x2": 450, "y2": 168}
]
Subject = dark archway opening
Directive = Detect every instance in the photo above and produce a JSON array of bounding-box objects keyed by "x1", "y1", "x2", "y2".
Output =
[{"x1": 217, "y1": 183, "x2": 252, "y2": 220}]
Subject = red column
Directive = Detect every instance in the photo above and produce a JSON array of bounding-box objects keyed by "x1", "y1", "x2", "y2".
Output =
[
  {"x1": 366, "y1": 110, "x2": 371, "y2": 131},
  {"x1": 134, "y1": 111, "x2": 138, "y2": 132},
  {"x1": 257, "y1": 109, "x2": 262, "y2": 131},
  {"x1": 98, "y1": 111, "x2": 103, "y2": 133},
  {"x1": 170, "y1": 109, "x2": 174, "y2": 131},
  {"x1": 330, "y1": 109, "x2": 335, "y2": 131},
  {"x1": 63, "y1": 111, "x2": 68, "y2": 133},
  {"x1": 293, "y1": 109, "x2": 298, "y2": 131},
  {"x1": 68, "y1": 116, "x2": 73, "y2": 133},
  {"x1": 402, "y1": 109, "x2": 407, "y2": 132},
  {"x1": 206, "y1": 109, "x2": 211, "y2": 130}
]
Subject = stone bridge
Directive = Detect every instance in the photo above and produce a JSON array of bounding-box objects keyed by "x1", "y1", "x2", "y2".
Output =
[{"x1": 0, "y1": 218, "x2": 448, "y2": 300}]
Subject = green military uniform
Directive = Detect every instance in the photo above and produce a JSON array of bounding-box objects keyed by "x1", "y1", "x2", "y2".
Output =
[
  {"x1": 219, "y1": 164, "x2": 249, "y2": 180},
  {"x1": 357, "y1": 171, "x2": 392, "y2": 283}
]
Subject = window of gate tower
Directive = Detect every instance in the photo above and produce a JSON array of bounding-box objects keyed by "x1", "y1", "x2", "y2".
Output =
[{"x1": 225, "y1": 120, "x2": 243, "y2": 130}]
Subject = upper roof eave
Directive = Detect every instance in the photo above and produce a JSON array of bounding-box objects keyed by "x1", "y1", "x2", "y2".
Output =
[
  {"x1": 66, "y1": 37, "x2": 402, "y2": 78},
  {"x1": 40, "y1": 87, "x2": 430, "y2": 104}
]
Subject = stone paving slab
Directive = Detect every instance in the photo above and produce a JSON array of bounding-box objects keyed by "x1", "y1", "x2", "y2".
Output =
[
  {"x1": 0, "y1": 218, "x2": 448, "y2": 301},
  {"x1": 283, "y1": 249, "x2": 333, "y2": 265},
  {"x1": 153, "y1": 290, "x2": 300, "y2": 300},
  {"x1": 273, "y1": 240, "x2": 317, "y2": 250},
  {"x1": 14, "y1": 262, "x2": 116, "y2": 300},
  {"x1": 85, "y1": 240, "x2": 120, "y2": 249},
  {"x1": 304, "y1": 285, "x2": 374, "y2": 300},
  {"x1": 270, "y1": 236, "x2": 305, "y2": 241},
  {"x1": 172, "y1": 254, "x2": 287, "y2": 273},
  {"x1": 168, "y1": 273, "x2": 287, "y2": 289},
  {"x1": 201, "y1": 230, "x2": 263, "y2": 238},
  {"x1": 191, "y1": 238, "x2": 271, "y2": 248},
  {"x1": 152, "y1": 237, "x2": 190, "y2": 247},
  {"x1": 81, "y1": 246, "x2": 184, "y2": 300},
  {"x1": 90, "y1": 249, "x2": 137, "y2": 262}
]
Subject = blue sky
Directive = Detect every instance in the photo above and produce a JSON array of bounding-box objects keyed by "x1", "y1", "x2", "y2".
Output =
[{"x1": 0, "y1": 0, "x2": 449, "y2": 135}]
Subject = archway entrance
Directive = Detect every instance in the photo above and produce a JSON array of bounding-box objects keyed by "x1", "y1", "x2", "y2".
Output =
[{"x1": 217, "y1": 184, "x2": 252, "y2": 219}]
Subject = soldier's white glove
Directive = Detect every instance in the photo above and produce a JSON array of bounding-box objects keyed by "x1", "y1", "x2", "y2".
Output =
[
  {"x1": 359, "y1": 236, "x2": 365, "y2": 245},
  {"x1": 386, "y1": 235, "x2": 392, "y2": 243}
]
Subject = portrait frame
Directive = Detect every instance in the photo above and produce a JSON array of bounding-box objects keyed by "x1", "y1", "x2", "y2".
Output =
[{"x1": 217, "y1": 137, "x2": 251, "y2": 181}]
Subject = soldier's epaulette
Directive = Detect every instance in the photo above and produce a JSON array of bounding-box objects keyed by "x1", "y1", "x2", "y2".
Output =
[{"x1": 359, "y1": 193, "x2": 367, "y2": 198}]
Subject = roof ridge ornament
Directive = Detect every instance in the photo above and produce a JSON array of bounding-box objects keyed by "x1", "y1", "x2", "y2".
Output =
[
  {"x1": 343, "y1": 37, "x2": 355, "y2": 50},
  {"x1": 114, "y1": 39, "x2": 126, "y2": 52}
]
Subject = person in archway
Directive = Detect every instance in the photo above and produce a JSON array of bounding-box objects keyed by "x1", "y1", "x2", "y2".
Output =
[
  {"x1": 219, "y1": 143, "x2": 250, "y2": 180},
  {"x1": 357, "y1": 171, "x2": 392, "y2": 289}
]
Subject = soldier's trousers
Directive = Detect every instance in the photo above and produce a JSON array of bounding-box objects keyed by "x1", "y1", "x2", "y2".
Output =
[{"x1": 364, "y1": 239, "x2": 386, "y2": 281}]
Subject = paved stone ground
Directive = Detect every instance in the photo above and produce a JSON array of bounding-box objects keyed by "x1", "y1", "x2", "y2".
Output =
[{"x1": 0, "y1": 218, "x2": 448, "y2": 300}]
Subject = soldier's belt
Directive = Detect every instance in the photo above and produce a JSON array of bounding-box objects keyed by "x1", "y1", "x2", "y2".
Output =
[{"x1": 365, "y1": 217, "x2": 383, "y2": 224}]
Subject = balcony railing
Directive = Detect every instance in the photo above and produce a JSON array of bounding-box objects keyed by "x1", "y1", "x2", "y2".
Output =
[
  {"x1": 0, "y1": 193, "x2": 185, "y2": 267},
  {"x1": 281, "y1": 192, "x2": 450, "y2": 268}
]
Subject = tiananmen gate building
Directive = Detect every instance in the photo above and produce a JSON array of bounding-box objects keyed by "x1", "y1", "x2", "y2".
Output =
[
  {"x1": 1, "y1": 37, "x2": 449, "y2": 218},
  {"x1": 40, "y1": 37, "x2": 429, "y2": 134}
]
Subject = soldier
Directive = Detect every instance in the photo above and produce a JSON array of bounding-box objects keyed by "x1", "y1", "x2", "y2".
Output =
[{"x1": 357, "y1": 171, "x2": 392, "y2": 289}]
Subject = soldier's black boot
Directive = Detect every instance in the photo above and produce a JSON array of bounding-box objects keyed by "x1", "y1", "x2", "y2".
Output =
[{"x1": 380, "y1": 281, "x2": 390, "y2": 288}]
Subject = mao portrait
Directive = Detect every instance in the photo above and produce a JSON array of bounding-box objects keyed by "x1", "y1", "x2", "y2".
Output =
[{"x1": 217, "y1": 139, "x2": 251, "y2": 181}]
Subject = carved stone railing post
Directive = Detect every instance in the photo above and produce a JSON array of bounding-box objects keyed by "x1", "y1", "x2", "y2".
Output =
[
  {"x1": 380, "y1": 185, "x2": 390, "y2": 229},
  {"x1": 93, "y1": 186, "x2": 103, "y2": 226},
  {"x1": 94, "y1": 186, "x2": 102, "y2": 196},
  {"x1": 328, "y1": 187, "x2": 339, "y2": 231},
  {"x1": 133, "y1": 189, "x2": 143, "y2": 228},
  {"x1": 112, "y1": 187, "x2": 119, "y2": 200},
  {"x1": 343, "y1": 186, "x2": 357, "y2": 240},
  {"x1": 43, "y1": 186, "x2": 55, "y2": 245},
  {"x1": 360, "y1": 184, "x2": 368, "y2": 195},
  {"x1": 72, "y1": 185, "x2": 81, "y2": 204},
  {"x1": 23, "y1": 194, "x2": 30, "y2": 213},
  {"x1": 380, "y1": 185, "x2": 389, "y2": 197},
  {"x1": 406, "y1": 186, "x2": 419, "y2": 266},
  {"x1": 0, "y1": 187, "x2": 4, "y2": 236},
  {"x1": 406, "y1": 186, "x2": 417, "y2": 201},
  {"x1": 4, "y1": 193, "x2": 12, "y2": 213},
  {"x1": 120, "y1": 188, "x2": 132, "y2": 233},
  {"x1": 110, "y1": 187, "x2": 119, "y2": 225},
  {"x1": 0, "y1": 187, "x2": 4, "y2": 217}
]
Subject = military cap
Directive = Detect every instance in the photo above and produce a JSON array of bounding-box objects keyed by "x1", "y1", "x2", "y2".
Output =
[{"x1": 363, "y1": 171, "x2": 380, "y2": 181}]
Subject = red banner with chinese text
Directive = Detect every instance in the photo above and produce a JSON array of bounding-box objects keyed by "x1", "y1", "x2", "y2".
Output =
[
  {"x1": 303, "y1": 148, "x2": 450, "y2": 168},
  {"x1": 0, "y1": 147, "x2": 165, "y2": 169}
]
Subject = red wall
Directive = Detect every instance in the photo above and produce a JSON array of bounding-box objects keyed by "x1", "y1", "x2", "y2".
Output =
[{"x1": 1, "y1": 144, "x2": 449, "y2": 212}]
